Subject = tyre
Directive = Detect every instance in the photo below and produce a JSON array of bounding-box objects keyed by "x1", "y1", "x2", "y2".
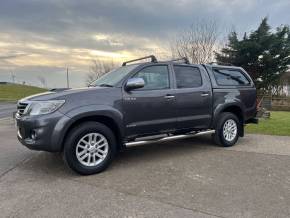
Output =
[
  {"x1": 63, "y1": 121, "x2": 117, "y2": 175},
  {"x1": 213, "y1": 112, "x2": 240, "y2": 147}
]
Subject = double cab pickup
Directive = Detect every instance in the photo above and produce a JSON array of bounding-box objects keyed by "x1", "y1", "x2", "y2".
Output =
[{"x1": 16, "y1": 56, "x2": 258, "y2": 175}]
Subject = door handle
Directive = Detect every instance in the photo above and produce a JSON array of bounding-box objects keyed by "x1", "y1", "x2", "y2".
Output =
[
  {"x1": 201, "y1": 93, "x2": 209, "y2": 97},
  {"x1": 164, "y1": 95, "x2": 175, "y2": 99}
]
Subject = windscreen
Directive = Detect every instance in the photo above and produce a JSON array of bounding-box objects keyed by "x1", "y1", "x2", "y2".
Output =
[{"x1": 90, "y1": 64, "x2": 138, "y2": 87}]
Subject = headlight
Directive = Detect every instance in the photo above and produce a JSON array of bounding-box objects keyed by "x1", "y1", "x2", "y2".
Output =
[{"x1": 24, "y1": 100, "x2": 65, "y2": 116}]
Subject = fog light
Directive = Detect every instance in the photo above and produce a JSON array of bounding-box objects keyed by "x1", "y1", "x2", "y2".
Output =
[{"x1": 31, "y1": 130, "x2": 37, "y2": 140}]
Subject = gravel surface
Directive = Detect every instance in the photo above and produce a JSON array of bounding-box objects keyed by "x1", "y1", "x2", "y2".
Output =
[
  {"x1": 0, "y1": 118, "x2": 289, "y2": 218},
  {"x1": 0, "y1": 103, "x2": 16, "y2": 119}
]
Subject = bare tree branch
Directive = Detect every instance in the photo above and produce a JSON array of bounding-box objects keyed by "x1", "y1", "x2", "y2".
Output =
[
  {"x1": 86, "y1": 58, "x2": 117, "y2": 86},
  {"x1": 37, "y1": 76, "x2": 47, "y2": 88},
  {"x1": 172, "y1": 19, "x2": 219, "y2": 64}
]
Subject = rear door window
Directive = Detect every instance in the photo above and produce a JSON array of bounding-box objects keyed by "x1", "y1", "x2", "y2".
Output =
[
  {"x1": 213, "y1": 68, "x2": 250, "y2": 86},
  {"x1": 173, "y1": 66, "x2": 202, "y2": 88}
]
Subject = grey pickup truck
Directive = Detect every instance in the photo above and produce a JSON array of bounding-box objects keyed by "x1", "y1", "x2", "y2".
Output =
[{"x1": 16, "y1": 55, "x2": 258, "y2": 175}]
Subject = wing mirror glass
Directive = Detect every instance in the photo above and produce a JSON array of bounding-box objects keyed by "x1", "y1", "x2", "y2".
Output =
[{"x1": 125, "y1": 78, "x2": 145, "y2": 91}]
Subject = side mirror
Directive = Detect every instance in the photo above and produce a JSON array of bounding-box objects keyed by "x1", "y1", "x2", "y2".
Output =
[{"x1": 125, "y1": 78, "x2": 145, "y2": 91}]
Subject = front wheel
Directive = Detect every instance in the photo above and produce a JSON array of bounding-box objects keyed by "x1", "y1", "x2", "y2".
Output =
[
  {"x1": 63, "y1": 122, "x2": 117, "y2": 175},
  {"x1": 213, "y1": 112, "x2": 240, "y2": 147}
]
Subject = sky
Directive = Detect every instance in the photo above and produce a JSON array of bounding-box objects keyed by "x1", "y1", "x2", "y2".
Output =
[{"x1": 0, "y1": 0, "x2": 290, "y2": 88}]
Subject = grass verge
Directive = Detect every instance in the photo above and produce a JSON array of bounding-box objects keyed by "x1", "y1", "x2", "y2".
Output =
[
  {"x1": 0, "y1": 84, "x2": 47, "y2": 102},
  {"x1": 246, "y1": 111, "x2": 290, "y2": 136}
]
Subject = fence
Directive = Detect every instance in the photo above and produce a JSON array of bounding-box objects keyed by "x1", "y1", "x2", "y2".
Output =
[{"x1": 258, "y1": 95, "x2": 290, "y2": 111}]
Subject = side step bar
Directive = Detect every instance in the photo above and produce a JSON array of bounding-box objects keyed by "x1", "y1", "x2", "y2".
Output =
[{"x1": 125, "y1": 130, "x2": 215, "y2": 147}]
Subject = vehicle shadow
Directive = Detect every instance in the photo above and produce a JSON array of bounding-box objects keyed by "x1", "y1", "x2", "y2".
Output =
[
  {"x1": 18, "y1": 135, "x2": 218, "y2": 178},
  {"x1": 116, "y1": 135, "x2": 216, "y2": 163}
]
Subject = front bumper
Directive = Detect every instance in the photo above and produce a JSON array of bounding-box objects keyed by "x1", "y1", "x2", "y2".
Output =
[{"x1": 16, "y1": 111, "x2": 71, "y2": 152}]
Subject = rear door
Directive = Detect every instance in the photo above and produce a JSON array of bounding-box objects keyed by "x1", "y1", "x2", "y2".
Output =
[
  {"x1": 172, "y1": 64, "x2": 212, "y2": 130},
  {"x1": 123, "y1": 64, "x2": 176, "y2": 138}
]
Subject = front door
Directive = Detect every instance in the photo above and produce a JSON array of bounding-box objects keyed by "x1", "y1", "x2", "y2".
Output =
[{"x1": 123, "y1": 64, "x2": 176, "y2": 138}]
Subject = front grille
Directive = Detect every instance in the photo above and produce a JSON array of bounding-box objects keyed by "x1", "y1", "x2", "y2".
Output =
[{"x1": 17, "y1": 102, "x2": 28, "y2": 116}]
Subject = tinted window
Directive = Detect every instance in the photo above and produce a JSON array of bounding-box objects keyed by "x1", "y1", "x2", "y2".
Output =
[
  {"x1": 132, "y1": 65, "x2": 170, "y2": 90},
  {"x1": 174, "y1": 66, "x2": 202, "y2": 88},
  {"x1": 213, "y1": 69, "x2": 250, "y2": 86}
]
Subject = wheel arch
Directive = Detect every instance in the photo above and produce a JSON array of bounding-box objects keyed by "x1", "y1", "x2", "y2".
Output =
[
  {"x1": 59, "y1": 106, "x2": 125, "y2": 151},
  {"x1": 213, "y1": 103, "x2": 245, "y2": 137}
]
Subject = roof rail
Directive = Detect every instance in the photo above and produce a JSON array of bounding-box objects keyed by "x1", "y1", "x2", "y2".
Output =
[
  {"x1": 122, "y1": 55, "x2": 157, "y2": 66},
  {"x1": 208, "y1": 61, "x2": 233, "y2": 66},
  {"x1": 169, "y1": 57, "x2": 190, "y2": 64}
]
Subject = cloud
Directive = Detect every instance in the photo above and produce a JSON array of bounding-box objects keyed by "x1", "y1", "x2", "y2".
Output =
[
  {"x1": 0, "y1": 0, "x2": 289, "y2": 87},
  {"x1": 0, "y1": 53, "x2": 28, "y2": 60}
]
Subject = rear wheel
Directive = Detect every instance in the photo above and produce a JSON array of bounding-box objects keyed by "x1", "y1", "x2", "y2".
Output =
[
  {"x1": 213, "y1": 112, "x2": 240, "y2": 147},
  {"x1": 63, "y1": 122, "x2": 117, "y2": 175}
]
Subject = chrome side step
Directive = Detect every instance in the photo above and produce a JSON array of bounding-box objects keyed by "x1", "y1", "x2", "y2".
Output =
[{"x1": 125, "y1": 130, "x2": 215, "y2": 147}]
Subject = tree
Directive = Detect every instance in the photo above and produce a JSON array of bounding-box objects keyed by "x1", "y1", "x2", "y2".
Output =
[
  {"x1": 216, "y1": 18, "x2": 290, "y2": 93},
  {"x1": 37, "y1": 76, "x2": 47, "y2": 88},
  {"x1": 86, "y1": 59, "x2": 117, "y2": 85},
  {"x1": 172, "y1": 19, "x2": 219, "y2": 64}
]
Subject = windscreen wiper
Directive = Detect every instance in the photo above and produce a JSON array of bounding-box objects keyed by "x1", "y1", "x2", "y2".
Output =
[{"x1": 98, "y1": 83, "x2": 114, "y2": 87}]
